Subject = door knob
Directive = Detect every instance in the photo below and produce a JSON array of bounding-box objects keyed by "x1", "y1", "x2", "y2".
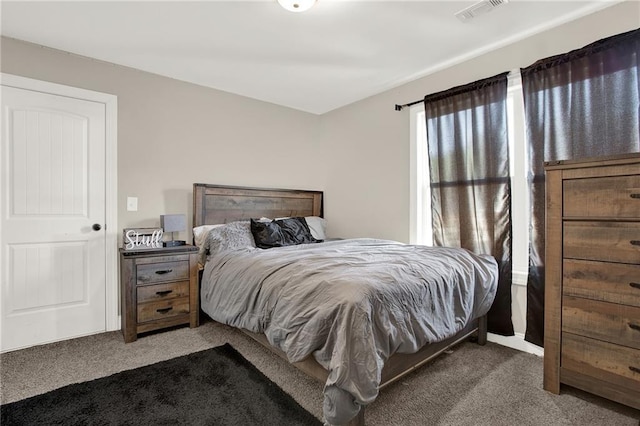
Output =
[{"x1": 92, "y1": 224, "x2": 102, "y2": 231}]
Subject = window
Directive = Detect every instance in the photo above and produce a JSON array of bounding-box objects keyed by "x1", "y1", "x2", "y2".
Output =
[{"x1": 410, "y1": 70, "x2": 529, "y2": 286}]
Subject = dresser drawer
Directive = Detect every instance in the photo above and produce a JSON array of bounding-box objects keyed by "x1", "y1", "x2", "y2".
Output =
[
  {"x1": 563, "y1": 175, "x2": 640, "y2": 219},
  {"x1": 136, "y1": 260, "x2": 189, "y2": 284},
  {"x1": 563, "y1": 259, "x2": 640, "y2": 307},
  {"x1": 137, "y1": 297, "x2": 190, "y2": 323},
  {"x1": 563, "y1": 221, "x2": 640, "y2": 264},
  {"x1": 562, "y1": 296, "x2": 640, "y2": 349},
  {"x1": 561, "y1": 333, "x2": 640, "y2": 388},
  {"x1": 137, "y1": 281, "x2": 190, "y2": 303}
]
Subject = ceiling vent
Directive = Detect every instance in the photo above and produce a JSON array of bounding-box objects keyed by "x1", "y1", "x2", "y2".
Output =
[{"x1": 455, "y1": 0, "x2": 509, "y2": 22}]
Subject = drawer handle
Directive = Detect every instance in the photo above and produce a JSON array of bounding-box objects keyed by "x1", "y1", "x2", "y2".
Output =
[
  {"x1": 155, "y1": 290, "x2": 173, "y2": 296},
  {"x1": 155, "y1": 269, "x2": 173, "y2": 275},
  {"x1": 156, "y1": 307, "x2": 173, "y2": 314},
  {"x1": 630, "y1": 193, "x2": 640, "y2": 199},
  {"x1": 631, "y1": 282, "x2": 640, "y2": 290},
  {"x1": 630, "y1": 366, "x2": 640, "y2": 374},
  {"x1": 629, "y1": 322, "x2": 640, "y2": 331},
  {"x1": 631, "y1": 240, "x2": 640, "y2": 246}
]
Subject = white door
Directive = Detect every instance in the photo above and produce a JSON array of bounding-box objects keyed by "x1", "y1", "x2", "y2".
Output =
[{"x1": 1, "y1": 82, "x2": 109, "y2": 352}]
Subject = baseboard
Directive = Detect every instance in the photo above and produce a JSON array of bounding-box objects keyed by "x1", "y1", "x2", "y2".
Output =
[{"x1": 488, "y1": 332, "x2": 544, "y2": 357}]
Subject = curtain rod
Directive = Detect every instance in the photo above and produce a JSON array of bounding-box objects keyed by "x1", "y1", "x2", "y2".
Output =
[
  {"x1": 395, "y1": 71, "x2": 511, "y2": 111},
  {"x1": 394, "y1": 99, "x2": 422, "y2": 111}
]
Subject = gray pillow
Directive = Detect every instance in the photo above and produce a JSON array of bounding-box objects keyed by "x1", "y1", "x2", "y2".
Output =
[{"x1": 199, "y1": 221, "x2": 255, "y2": 264}]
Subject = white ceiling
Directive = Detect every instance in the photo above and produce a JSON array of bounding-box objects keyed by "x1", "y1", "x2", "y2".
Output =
[{"x1": 0, "y1": 1, "x2": 625, "y2": 114}]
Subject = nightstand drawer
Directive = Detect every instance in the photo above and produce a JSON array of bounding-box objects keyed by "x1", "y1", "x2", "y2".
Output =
[
  {"x1": 137, "y1": 297, "x2": 190, "y2": 323},
  {"x1": 563, "y1": 175, "x2": 640, "y2": 219},
  {"x1": 562, "y1": 296, "x2": 640, "y2": 349},
  {"x1": 137, "y1": 281, "x2": 190, "y2": 303},
  {"x1": 136, "y1": 260, "x2": 189, "y2": 284}
]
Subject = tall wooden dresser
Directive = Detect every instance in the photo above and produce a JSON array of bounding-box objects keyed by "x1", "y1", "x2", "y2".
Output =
[{"x1": 544, "y1": 153, "x2": 640, "y2": 409}]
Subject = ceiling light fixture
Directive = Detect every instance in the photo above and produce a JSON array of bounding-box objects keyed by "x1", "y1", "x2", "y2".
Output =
[{"x1": 278, "y1": 0, "x2": 317, "y2": 13}]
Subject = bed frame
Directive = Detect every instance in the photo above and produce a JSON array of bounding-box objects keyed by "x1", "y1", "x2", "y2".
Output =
[{"x1": 193, "y1": 183, "x2": 487, "y2": 426}]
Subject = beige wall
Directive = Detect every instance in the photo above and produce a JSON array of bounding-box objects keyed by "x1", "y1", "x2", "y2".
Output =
[
  {"x1": 320, "y1": 1, "x2": 639, "y2": 242},
  {"x1": 1, "y1": 37, "x2": 322, "y2": 243},
  {"x1": 1, "y1": 1, "x2": 638, "y2": 337}
]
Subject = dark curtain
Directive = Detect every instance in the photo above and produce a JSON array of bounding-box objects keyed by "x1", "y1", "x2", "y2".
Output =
[
  {"x1": 424, "y1": 72, "x2": 514, "y2": 336},
  {"x1": 521, "y1": 28, "x2": 640, "y2": 347}
]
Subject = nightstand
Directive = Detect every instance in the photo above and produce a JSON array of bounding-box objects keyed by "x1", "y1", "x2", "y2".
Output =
[{"x1": 120, "y1": 245, "x2": 199, "y2": 343}]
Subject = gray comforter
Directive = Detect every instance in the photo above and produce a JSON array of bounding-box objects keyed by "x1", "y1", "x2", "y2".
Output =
[{"x1": 200, "y1": 238, "x2": 498, "y2": 425}]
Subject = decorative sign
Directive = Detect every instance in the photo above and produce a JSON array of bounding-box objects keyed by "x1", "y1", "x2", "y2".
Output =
[{"x1": 123, "y1": 228, "x2": 164, "y2": 250}]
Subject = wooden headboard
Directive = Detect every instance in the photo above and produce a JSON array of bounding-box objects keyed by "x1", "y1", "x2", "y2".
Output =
[{"x1": 193, "y1": 183, "x2": 323, "y2": 228}]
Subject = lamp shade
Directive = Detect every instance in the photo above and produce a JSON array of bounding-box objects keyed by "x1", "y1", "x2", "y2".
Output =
[
  {"x1": 278, "y1": 0, "x2": 316, "y2": 13},
  {"x1": 160, "y1": 214, "x2": 186, "y2": 233}
]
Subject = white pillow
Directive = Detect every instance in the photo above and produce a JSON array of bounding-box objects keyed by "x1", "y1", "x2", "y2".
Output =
[
  {"x1": 193, "y1": 224, "x2": 223, "y2": 247},
  {"x1": 304, "y1": 216, "x2": 327, "y2": 240}
]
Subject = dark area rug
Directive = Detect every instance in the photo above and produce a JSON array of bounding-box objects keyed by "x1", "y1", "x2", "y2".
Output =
[{"x1": 1, "y1": 343, "x2": 321, "y2": 426}]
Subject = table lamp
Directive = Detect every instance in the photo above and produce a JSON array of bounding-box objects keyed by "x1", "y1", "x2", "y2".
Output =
[{"x1": 160, "y1": 214, "x2": 186, "y2": 247}]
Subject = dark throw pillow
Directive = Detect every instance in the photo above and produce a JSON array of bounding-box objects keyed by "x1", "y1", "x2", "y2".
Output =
[
  {"x1": 250, "y1": 219, "x2": 285, "y2": 249},
  {"x1": 250, "y1": 217, "x2": 319, "y2": 249},
  {"x1": 277, "y1": 217, "x2": 318, "y2": 245}
]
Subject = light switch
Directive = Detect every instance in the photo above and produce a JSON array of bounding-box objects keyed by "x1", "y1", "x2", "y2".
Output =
[{"x1": 127, "y1": 197, "x2": 138, "y2": 211}]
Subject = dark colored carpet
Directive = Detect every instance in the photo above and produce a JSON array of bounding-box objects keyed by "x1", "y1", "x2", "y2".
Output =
[{"x1": 1, "y1": 343, "x2": 321, "y2": 426}]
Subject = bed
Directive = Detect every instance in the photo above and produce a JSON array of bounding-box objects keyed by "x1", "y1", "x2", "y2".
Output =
[{"x1": 193, "y1": 183, "x2": 498, "y2": 426}]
